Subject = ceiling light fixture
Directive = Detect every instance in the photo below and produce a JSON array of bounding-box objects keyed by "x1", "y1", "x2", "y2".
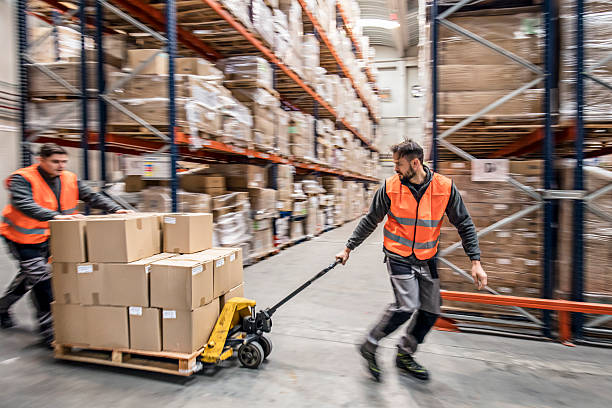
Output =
[{"x1": 359, "y1": 19, "x2": 400, "y2": 30}]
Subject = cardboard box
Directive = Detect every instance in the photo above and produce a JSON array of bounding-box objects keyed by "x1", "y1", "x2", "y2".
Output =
[
  {"x1": 219, "y1": 283, "x2": 245, "y2": 312},
  {"x1": 51, "y1": 262, "x2": 79, "y2": 304},
  {"x1": 77, "y1": 263, "x2": 105, "y2": 306},
  {"x1": 180, "y1": 175, "x2": 226, "y2": 194},
  {"x1": 103, "y1": 253, "x2": 175, "y2": 307},
  {"x1": 51, "y1": 302, "x2": 88, "y2": 345},
  {"x1": 248, "y1": 188, "x2": 276, "y2": 211},
  {"x1": 86, "y1": 215, "x2": 160, "y2": 263},
  {"x1": 438, "y1": 89, "x2": 543, "y2": 116},
  {"x1": 124, "y1": 175, "x2": 145, "y2": 192},
  {"x1": 49, "y1": 219, "x2": 87, "y2": 263},
  {"x1": 129, "y1": 307, "x2": 162, "y2": 352},
  {"x1": 438, "y1": 65, "x2": 534, "y2": 92},
  {"x1": 224, "y1": 165, "x2": 267, "y2": 189},
  {"x1": 85, "y1": 306, "x2": 129, "y2": 348},
  {"x1": 127, "y1": 49, "x2": 169, "y2": 75},
  {"x1": 204, "y1": 247, "x2": 243, "y2": 289},
  {"x1": 162, "y1": 213, "x2": 213, "y2": 253},
  {"x1": 150, "y1": 258, "x2": 214, "y2": 310},
  {"x1": 162, "y1": 298, "x2": 219, "y2": 353},
  {"x1": 175, "y1": 57, "x2": 222, "y2": 77},
  {"x1": 174, "y1": 249, "x2": 232, "y2": 299},
  {"x1": 252, "y1": 229, "x2": 274, "y2": 254}
]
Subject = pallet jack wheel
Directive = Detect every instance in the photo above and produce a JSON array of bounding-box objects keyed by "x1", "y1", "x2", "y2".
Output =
[
  {"x1": 238, "y1": 341, "x2": 265, "y2": 369},
  {"x1": 257, "y1": 335, "x2": 273, "y2": 359}
]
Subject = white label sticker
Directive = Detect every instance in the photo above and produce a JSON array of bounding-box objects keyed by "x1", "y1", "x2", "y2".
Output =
[
  {"x1": 496, "y1": 231, "x2": 511, "y2": 238},
  {"x1": 129, "y1": 307, "x2": 143, "y2": 316},
  {"x1": 163, "y1": 310, "x2": 177, "y2": 319},
  {"x1": 145, "y1": 265, "x2": 151, "y2": 273},
  {"x1": 496, "y1": 258, "x2": 512, "y2": 265},
  {"x1": 493, "y1": 204, "x2": 509, "y2": 211},
  {"x1": 216, "y1": 259, "x2": 225, "y2": 268},
  {"x1": 523, "y1": 232, "x2": 538, "y2": 239},
  {"x1": 164, "y1": 217, "x2": 177, "y2": 224},
  {"x1": 525, "y1": 260, "x2": 539, "y2": 266},
  {"x1": 230, "y1": 253, "x2": 236, "y2": 262},
  {"x1": 471, "y1": 159, "x2": 509, "y2": 182},
  {"x1": 77, "y1": 265, "x2": 93, "y2": 274},
  {"x1": 192, "y1": 265, "x2": 203, "y2": 275}
]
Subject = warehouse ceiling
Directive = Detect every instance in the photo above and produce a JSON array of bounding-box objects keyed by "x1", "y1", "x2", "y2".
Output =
[{"x1": 357, "y1": 0, "x2": 419, "y2": 56}]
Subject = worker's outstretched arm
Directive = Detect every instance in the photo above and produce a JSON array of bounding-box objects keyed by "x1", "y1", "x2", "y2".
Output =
[
  {"x1": 78, "y1": 181, "x2": 124, "y2": 213},
  {"x1": 445, "y1": 183, "x2": 487, "y2": 289},
  {"x1": 336, "y1": 181, "x2": 390, "y2": 264}
]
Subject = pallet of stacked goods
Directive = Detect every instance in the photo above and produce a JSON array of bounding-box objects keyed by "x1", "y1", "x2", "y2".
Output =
[
  {"x1": 425, "y1": 7, "x2": 546, "y2": 159},
  {"x1": 288, "y1": 111, "x2": 316, "y2": 162},
  {"x1": 300, "y1": 178, "x2": 326, "y2": 236},
  {"x1": 437, "y1": 161, "x2": 543, "y2": 320},
  {"x1": 322, "y1": 176, "x2": 347, "y2": 226},
  {"x1": 108, "y1": 53, "x2": 228, "y2": 144},
  {"x1": 248, "y1": 186, "x2": 279, "y2": 260},
  {"x1": 231, "y1": 87, "x2": 279, "y2": 153},
  {"x1": 50, "y1": 212, "x2": 245, "y2": 376},
  {"x1": 556, "y1": 159, "x2": 612, "y2": 331},
  {"x1": 559, "y1": 0, "x2": 612, "y2": 156},
  {"x1": 316, "y1": 119, "x2": 335, "y2": 166},
  {"x1": 278, "y1": 0, "x2": 305, "y2": 76}
]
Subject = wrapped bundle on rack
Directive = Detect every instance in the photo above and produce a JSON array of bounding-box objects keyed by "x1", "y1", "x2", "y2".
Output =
[
  {"x1": 219, "y1": 0, "x2": 252, "y2": 29},
  {"x1": 252, "y1": 0, "x2": 275, "y2": 48},
  {"x1": 217, "y1": 95, "x2": 253, "y2": 148},
  {"x1": 231, "y1": 88, "x2": 279, "y2": 151},
  {"x1": 138, "y1": 187, "x2": 211, "y2": 214},
  {"x1": 288, "y1": 111, "x2": 315, "y2": 160},
  {"x1": 218, "y1": 56, "x2": 274, "y2": 94},
  {"x1": 302, "y1": 34, "x2": 320, "y2": 84},
  {"x1": 559, "y1": 0, "x2": 612, "y2": 122}
]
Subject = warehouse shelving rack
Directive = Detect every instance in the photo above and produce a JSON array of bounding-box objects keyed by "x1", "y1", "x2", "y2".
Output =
[
  {"x1": 431, "y1": 0, "x2": 612, "y2": 343},
  {"x1": 18, "y1": 0, "x2": 381, "y2": 214}
]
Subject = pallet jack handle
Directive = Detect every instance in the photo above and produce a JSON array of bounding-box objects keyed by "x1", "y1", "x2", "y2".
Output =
[{"x1": 265, "y1": 259, "x2": 341, "y2": 317}]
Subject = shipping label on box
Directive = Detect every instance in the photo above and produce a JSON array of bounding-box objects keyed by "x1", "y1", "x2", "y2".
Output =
[
  {"x1": 205, "y1": 247, "x2": 243, "y2": 289},
  {"x1": 174, "y1": 249, "x2": 232, "y2": 298}
]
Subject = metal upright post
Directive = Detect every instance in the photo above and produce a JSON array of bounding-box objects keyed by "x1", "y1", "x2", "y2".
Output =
[
  {"x1": 572, "y1": 0, "x2": 585, "y2": 338},
  {"x1": 542, "y1": 0, "x2": 555, "y2": 338},
  {"x1": 167, "y1": 0, "x2": 178, "y2": 212},
  {"x1": 79, "y1": 0, "x2": 89, "y2": 182},
  {"x1": 313, "y1": 101, "x2": 319, "y2": 159},
  {"x1": 95, "y1": 0, "x2": 107, "y2": 183},
  {"x1": 431, "y1": 0, "x2": 439, "y2": 172},
  {"x1": 17, "y1": 0, "x2": 31, "y2": 167},
  {"x1": 52, "y1": 10, "x2": 61, "y2": 62}
]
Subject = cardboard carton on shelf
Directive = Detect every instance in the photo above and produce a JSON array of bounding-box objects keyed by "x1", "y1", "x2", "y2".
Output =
[{"x1": 127, "y1": 49, "x2": 169, "y2": 75}]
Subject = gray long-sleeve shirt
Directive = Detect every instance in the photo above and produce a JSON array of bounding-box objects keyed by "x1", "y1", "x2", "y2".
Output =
[
  {"x1": 346, "y1": 166, "x2": 480, "y2": 266},
  {"x1": 9, "y1": 167, "x2": 121, "y2": 221}
]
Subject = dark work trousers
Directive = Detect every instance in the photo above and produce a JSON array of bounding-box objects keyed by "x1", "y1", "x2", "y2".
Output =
[
  {"x1": 364, "y1": 257, "x2": 441, "y2": 355},
  {"x1": 0, "y1": 238, "x2": 53, "y2": 340}
]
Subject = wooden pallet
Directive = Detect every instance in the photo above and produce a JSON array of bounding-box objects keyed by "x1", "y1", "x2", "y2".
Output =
[
  {"x1": 54, "y1": 344, "x2": 203, "y2": 377},
  {"x1": 248, "y1": 248, "x2": 279, "y2": 263}
]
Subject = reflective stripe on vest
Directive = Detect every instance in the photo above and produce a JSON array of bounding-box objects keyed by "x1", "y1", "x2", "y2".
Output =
[
  {"x1": 0, "y1": 165, "x2": 78, "y2": 244},
  {"x1": 383, "y1": 172, "x2": 452, "y2": 260}
]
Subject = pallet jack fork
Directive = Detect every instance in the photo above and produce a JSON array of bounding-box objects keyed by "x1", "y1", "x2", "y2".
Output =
[{"x1": 199, "y1": 260, "x2": 341, "y2": 369}]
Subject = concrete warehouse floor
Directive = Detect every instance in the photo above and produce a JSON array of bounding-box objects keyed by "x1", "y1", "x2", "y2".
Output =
[{"x1": 0, "y1": 220, "x2": 611, "y2": 408}]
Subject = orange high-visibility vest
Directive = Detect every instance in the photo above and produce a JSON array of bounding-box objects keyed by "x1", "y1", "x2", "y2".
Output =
[
  {"x1": 0, "y1": 164, "x2": 78, "y2": 244},
  {"x1": 383, "y1": 172, "x2": 452, "y2": 260}
]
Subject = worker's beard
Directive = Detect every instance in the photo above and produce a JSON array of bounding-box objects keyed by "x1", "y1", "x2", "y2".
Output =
[{"x1": 398, "y1": 166, "x2": 416, "y2": 182}]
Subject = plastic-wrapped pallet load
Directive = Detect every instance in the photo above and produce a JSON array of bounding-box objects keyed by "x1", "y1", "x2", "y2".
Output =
[
  {"x1": 252, "y1": 0, "x2": 275, "y2": 48},
  {"x1": 302, "y1": 34, "x2": 320, "y2": 84},
  {"x1": 289, "y1": 112, "x2": 315, "y2": 160},
  {"x1": 559, "y1": 0, "x2": 612, "y2": 121},
  {"x1": 437, "y1": 161, "x2": 544, "y2": 315},
  {"x1": 231, "y1": 88, "x2": 279, "y2": 151},
  {"x1": 218, "y1": 56, "x2": 274, "y2": 92},
  {"x1": 139, "y1": 187, "x2": 212, "y2": 214}
]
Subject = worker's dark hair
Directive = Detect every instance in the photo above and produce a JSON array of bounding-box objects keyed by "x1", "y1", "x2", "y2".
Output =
[
  {"x1": 391, "y1": 140, "x2": 424, "y2": 164},
  {"x1": 38, "y1": 143, "x2": 68, "y2": 158}
]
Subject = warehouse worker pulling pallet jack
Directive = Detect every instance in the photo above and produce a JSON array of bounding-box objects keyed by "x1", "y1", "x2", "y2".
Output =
[
  {"x1": 335, "y1": 140, "x2": 487, "y2": 382},
  {"x1": 0, "y1": 143, "x2": 132, "y2": 347}
]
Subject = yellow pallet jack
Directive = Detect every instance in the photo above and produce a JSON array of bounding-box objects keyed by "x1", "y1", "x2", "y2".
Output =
[{"x1": 199, "y1": 260, "x2": 340, "y2": 369}]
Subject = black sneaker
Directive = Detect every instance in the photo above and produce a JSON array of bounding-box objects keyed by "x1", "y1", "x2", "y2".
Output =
[
  {"x1": 0, "y1": 312, "x2": 15, "y2": 329},
  {"x1": 359, "y1": 343, "x2": 382, "y2": 382},
  {"x1": 396, "y1": 351, "x2": 430, "y2": 381}
]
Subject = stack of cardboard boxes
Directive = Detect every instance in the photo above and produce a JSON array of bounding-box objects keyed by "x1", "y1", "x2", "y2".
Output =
[
  {"x1": 433, "y1": 10, "x2": 544, "y2": 117},
  {"x1": 437, "y1": 161, "x2": 543, "y2": 314},
  {"x1": 50, "y1": 213, "x2": 244, "y2": 354}
]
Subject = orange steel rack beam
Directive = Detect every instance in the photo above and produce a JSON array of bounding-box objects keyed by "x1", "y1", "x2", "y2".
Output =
[
  {"x1": 438, "y1": 290, "x2": 612, "y2": 345},
  {"x1": 336, "y1": 1, "x2": 378, "y2": 90},
  {"x1": 36, "y1": 132, "x2": 379, "y2": 183},
  {"x1": 297, "y1": 0, "x2": 378, "y2": 122}
]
